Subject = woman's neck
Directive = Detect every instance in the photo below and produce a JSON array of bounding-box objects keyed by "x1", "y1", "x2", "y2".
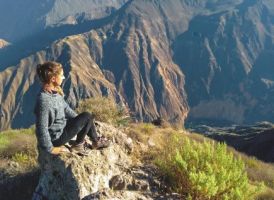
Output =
[{"x1": 43, "y1": 83, "x2": 57, "y2": 93}]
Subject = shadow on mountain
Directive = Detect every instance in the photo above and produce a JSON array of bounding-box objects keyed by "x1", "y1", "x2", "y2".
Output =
[
  {"x1": 212, "y1": 128, "x2": 274, "y2": 163},
  {"x1": 188, "y1": 122, "x2": 274, "y2": 163},
  {"x1": 0, "y1": 0, "x2": 134, "y2": 70},
  {"x1": 0, "y1": 19, "x2": 106, "y2": 70}
]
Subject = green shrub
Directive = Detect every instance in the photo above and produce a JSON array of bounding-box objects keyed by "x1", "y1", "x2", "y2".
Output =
[
  {"x1": 76, "y1": 97, "x2": 130, "y2": 125},
  {"x1": 155, "y1": 135, "x2": 263, "y2": 200},
  {"x1": 140, "y1": 123, "x2": 155, "y2": 135},
  {"x1": 0, "y1": 136, "x2": 10, "y2": 151},
  {"x1": 11, "y1": 152, "x2": 36, "y2": 167},
  {"x1": 12, "y1": 152, "x2": 29, "y2": 163}
]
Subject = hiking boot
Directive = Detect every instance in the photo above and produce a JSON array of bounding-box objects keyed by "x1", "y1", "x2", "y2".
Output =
[
  {"x1": 83, "y1": 138, "x2": 93, "y2": 149},
  {"x1": 93, "y1": 136, "x2": 111, "y2": 149},
  {"x1": 70, "y1": 141, "x2": 91, "y2": 156}
]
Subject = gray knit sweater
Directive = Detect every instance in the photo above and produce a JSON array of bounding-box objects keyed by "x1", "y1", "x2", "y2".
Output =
[{"x1": 34, "y1": 89, "x2": 77, "y2": 153}]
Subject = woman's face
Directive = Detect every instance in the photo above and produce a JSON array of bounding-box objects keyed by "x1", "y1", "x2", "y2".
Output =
[{"x1": 52, "y1": 69, "x2": 65, "y2": 86}]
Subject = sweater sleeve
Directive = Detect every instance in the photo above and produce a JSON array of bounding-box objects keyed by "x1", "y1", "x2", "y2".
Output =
[
  {"x1": 64, "y1": 99, "x2": 77, "y2": 119},
  {"x1": 35, "y1": 98, "x2": 53, "y2": 153}
]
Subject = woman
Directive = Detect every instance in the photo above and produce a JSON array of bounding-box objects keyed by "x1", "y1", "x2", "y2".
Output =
[{"x1": 34, "y1": 61, "x2": 110, "y2": 156}]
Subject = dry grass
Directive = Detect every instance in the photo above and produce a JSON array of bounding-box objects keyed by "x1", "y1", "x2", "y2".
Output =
[
  {"x1": 0, "y1": 127, "x2": 38, "y2": 175},
  {"x1": 255, "y1": 187, "x2": 274, "y2": 200},
  {"x1": 243, "y1": 156, "x2": 274, "y2": 188},
  {"x1": 76, "y1": 97, "x2": 130, "y2": 126},
  {"x1": 0, "y1": 123, "x2": 273, "y2": 199}
]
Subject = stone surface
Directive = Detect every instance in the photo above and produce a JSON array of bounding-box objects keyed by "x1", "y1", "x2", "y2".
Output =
[{"x1": 32, "y1": 122, "x2": 180, "y2": 200}]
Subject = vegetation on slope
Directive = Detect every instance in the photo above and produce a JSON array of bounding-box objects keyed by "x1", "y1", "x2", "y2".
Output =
[{"x1": 0, "y1": 97, "x2": 273, "y2": 199}]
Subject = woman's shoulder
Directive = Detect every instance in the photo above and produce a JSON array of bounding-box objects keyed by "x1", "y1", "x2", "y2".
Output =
[
  {"x1": 34, "y1": 90, "x2": 64, "y2": 114},
  {"x1": 36, "y1": 90, "x2": 56, "y2": 104},
  {"x1": 38, "y1": 89, "x2": 62, "y2": 99},
  {"x1": 37, "y1": 90, "x2": 49, "y2": 99},
  {"x1": 34, "y1": 91, "x2": 51, "y2": 114}
]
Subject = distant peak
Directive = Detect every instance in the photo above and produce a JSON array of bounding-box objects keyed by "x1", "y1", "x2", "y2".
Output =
[{"x1": 0, "y1": 39, "x2": 10, "y2": 49}]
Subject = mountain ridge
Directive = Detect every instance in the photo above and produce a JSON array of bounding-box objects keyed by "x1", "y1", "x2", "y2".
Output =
[
  {"x1": 1, "y1": 0, "x2": 274, "y2": 130},
  {"x1": 0, "y1": 0, "x2": 128, "y2": 42}
]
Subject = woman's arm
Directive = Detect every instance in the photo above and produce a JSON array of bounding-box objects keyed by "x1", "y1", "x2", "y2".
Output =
[
  {"x1": 35, "y1": 97, "x2": 54, "y2": 153},
  {"x1": 63, "y1": 99, "x2": 77, "y2": 119}
]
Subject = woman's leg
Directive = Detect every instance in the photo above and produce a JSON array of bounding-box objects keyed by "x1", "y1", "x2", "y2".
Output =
[{"x1": 52, "y1": 112, "x2": 98, "y2": 147}]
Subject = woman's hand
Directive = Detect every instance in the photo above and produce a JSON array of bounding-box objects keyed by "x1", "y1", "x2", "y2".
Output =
[{"x1": 51, "y1": 146, "x2": 70, "y2": 155}]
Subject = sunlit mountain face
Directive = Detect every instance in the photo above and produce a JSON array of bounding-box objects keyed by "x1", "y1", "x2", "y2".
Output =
[{"x1": 1, "y1": 0, "x2": 274, "y2": 130}]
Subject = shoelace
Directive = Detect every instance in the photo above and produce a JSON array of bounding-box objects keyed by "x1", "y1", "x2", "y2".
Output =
[
  {"x1": 83, "y1": 140, "x2": 93, "y2": 149},
  {"x1": 83, "y1": 141, "x2": 89, "y2": 150}
]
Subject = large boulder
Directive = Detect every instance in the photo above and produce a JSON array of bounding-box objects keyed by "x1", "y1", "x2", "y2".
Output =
[{"x1": 32, "y1": 122, "x2": 178, "y2": 200}]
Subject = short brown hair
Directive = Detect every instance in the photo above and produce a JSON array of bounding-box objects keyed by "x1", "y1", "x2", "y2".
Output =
[
  {"x1": 36, "y1": 61, "x2": 64, "y2": 96},
  {"x1": 36, "y1": 61, "x2": 63, "y2": 84}
]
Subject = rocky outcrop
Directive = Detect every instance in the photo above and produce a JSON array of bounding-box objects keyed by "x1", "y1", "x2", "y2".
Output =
[{"x1": 32, "y1": 122, "x2": 179, "y2": 200}]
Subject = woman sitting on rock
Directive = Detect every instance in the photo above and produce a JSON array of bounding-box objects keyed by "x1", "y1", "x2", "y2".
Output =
[{"x1": 34, "y1": 61, "x2": 110, "y2": 156}]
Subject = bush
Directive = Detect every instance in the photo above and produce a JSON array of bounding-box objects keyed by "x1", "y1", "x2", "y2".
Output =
[
  {"x1": 76, "y1": 97, "x2": 130, "y2": 125},
  {"x1": 12, "y1": 152, "x2": 37, "y2": 167},
  {"x1": 155, "y1": 135, "x2": 263, "y2": 200}
]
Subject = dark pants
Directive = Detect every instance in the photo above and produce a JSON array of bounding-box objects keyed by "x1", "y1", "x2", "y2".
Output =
[{"x1": 52, "y1": 112, "x2": 98, "y2": 147}]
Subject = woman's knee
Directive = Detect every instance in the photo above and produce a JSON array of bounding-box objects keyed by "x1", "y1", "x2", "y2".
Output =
[{"x1": 79, "y1": 112, "x2": 94, "y2": 121}]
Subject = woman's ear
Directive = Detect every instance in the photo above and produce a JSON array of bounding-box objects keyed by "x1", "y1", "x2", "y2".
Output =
[{"x1": 51, "y1": 76, "x2": 56, "y2": 83}]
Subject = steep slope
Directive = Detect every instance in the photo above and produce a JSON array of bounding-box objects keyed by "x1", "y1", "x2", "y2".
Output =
[
  {"x1": 0, "y1": 0, "x2": 191, "y2": 130},
  {"x1": 85, "y1": 0, "x2": 197, "y2": 123},
  {"x1": 0, "y1": 0, "x2": 128, "y2": 42},
  {"x1": 173, "y1": 0, "x2": 274, "y2": 123},
  {"x1": 0, "y1": 36, "x2": 122, "y2": 130}
]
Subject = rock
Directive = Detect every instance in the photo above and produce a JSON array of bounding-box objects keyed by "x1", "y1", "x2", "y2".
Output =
[
  {"x1": 152, "y1": 117, "x2": 163, "y2": 127},
  {"x1": 147, "y1": 138, "x2": 155, "y2": 147},
  {"x1": 131, "y1": 179, "x2": 149, "y2": 191},
  {"x1": 136, "y1": 142, "x2": 148, "y2": 152},
  {"x1": 95, "y1": 122, "x2": 133, "y2": 154},
  {"x1": 151, "y1": 117, "x2": 170, "y2": 128},
  {"x1": 125, "y1": 137, "x2": 134, "y2": 152},
  {"x1": 109, "y1": 175, "x2": 126, "y2": 190},
  {"x1": 32, "y1": 122, "x2": 171, "y2": 200}
]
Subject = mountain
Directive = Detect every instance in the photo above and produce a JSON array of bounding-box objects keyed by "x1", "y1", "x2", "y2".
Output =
[
  {"x1": 1, "y1": 0, "x2": 274, "y2": 130},
  {"x1": 0, "y1": 39, "x2": 9, "y2": 49},
  {"x1": 0, "y1": 0, "x2": 128, "y2": 42},
  {"x1": 174, "y1": 0, "x2": 274, "y2": 124}
]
